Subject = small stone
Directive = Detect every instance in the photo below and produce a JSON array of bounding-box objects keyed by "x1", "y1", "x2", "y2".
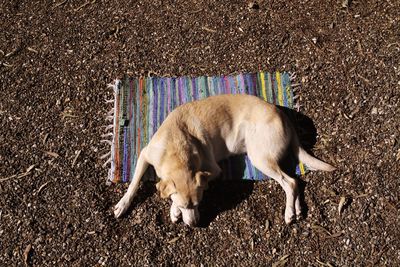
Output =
[
  {"x1": 312, "y1": 37, "x2": 318, "y2": 44},
  {"x1": 371, "y1": 107, "x2": 378, "y2": 114},
  {"x1": 302, "y1": 231, "x2": 310, "y2": 237}
]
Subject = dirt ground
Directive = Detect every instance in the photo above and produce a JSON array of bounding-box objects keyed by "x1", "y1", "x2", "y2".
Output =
[{"x1": 1, "y1": 0, "x2": 399, "y2": 266}]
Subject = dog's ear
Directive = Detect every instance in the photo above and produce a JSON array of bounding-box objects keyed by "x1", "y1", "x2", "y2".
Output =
[
  {"x1": 156, "y1": 179, "x2": 176, "y2": 199},
  {"x1": 195, "y1": 171, "x2": 211, "y2": 188}
]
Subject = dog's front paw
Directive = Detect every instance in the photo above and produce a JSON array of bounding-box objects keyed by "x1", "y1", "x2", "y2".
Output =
[
  {"x1": 170, "y1": 204, "x2": 182, "y2": 223},
  {"x1": 114, "y1": 196, "x2": 130, "y2": 218}
]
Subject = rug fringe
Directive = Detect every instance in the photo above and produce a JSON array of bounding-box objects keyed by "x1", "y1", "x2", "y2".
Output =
[
  {"x1": 288, "y1": 72, "x2": 301, "y2": 113},
  {"x1": 100, "y1": 151, "x2": 111, "y2": 159},
  {"x1": 100, "y1": 139, "x2": 112, "y2": 145},
  {"x1": 101, "y1": 79, "x2": 121, "y2": 184}
]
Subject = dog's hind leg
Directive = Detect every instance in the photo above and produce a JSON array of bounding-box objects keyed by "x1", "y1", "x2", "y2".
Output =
[
  {"x1": 114, "y1": 146, "x2": 150, "y2": 218},
  {"x1": 248, "y1": 153, "x2": 299, "y2": 224}
]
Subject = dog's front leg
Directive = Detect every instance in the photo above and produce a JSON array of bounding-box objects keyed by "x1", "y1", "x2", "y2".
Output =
[
  {"x1": 114, "y1": 147, "x2": 149, "y2": 218},
  {"x1": 170, "y1": 201, "x2": 182, "y2": 223}
]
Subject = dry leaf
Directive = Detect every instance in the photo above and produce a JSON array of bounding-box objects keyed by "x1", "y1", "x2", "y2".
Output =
[
  {"x1": 316, "y1": 259, "x2": 334, "y2": 267},
  {"x1": 167, "y1": 236, "x2": 180, "y2": 244},
  {"x1": 338, "y1": 196, "x2": 347, "y2": 215},
  {"x1": 311, "y1": 224, "x2": 331, "y2": 236},
  {"x1": 43, "y1": 133, "x2": 49, "y2": 144},
  {"x1": 272, "y1": 255, "x2": 290, "y2": 267},
  {"x1": 45, "y1": 151, "x2": 59, "y2": 158},
  {"x1": 26, "y1": 165, "x2": 36, "y2": 173},
  {"x1": 265, "y1": 219, "x2": 270, "y2": 230},
  {"x1": 27, "y1": 47, "x2": 38, "y2": 53},
  {"x1": 23, "y1": 244, "x2": 32, "y2": 266}
]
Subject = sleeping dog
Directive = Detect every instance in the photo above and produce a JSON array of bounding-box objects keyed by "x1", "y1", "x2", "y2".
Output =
[{"x1": 114, "y1": 94, "x2": 335, "y2": 226}]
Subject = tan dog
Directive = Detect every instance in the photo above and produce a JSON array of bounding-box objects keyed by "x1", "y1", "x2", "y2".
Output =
[{"x1": 114, "y1": 94, "x2": 335, "y2": 226}]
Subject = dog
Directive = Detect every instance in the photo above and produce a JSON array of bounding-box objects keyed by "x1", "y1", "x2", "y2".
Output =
[{"x1": 114, "y1": 94, "x2": 335, "y2": 226}]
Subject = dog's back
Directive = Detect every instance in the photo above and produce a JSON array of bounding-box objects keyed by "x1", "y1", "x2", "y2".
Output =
[{"x1": 153, "y1": 94, "x2": 288, "y2": 161}]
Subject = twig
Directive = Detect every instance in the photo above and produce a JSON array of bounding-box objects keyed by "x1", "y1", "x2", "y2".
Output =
[
  {"x1": 0, "y1": 165, "x2": 35, "y2": 182},
  {"x1": 5, "y1": 48, "x2": 19, "y2": 57},
  {"x1": 316, "y1": 259, "x2": 334, "y2": 267},
  {"x1": 74, "y1": 0, "x2": 96, "y2": 12},
  {"x1": 27, "y1": 47, "x2": 38, "y2": 53},
  {"x1": 0, "y1": 174, "x2": 17, "y2": 182},
  {"x1": 53, "y1": 0, "x2": 69, "y2": 9},
  {"x1": 189, "y1": 9, "x2": 203, "y2": 14},
  {"x1": 35, "y1": 182, "x2": 49, "y2": 196},
  {"x1": 44, "y1": 151, "x2": 59, "y2": 158},
  {"x1": 72, "y1": 150, "x2": 81, "y2": 167},
  {"x1": 2, "y1": 63, "x2": 13, "y2": 68},
  {"x1": 43, "y1": 133, "x2": 49, "y2": 145},
  {"x1": 23, "y1": 244, "x2": 32, "y2": 266},
  {"x1": 201, "y1": 26, "x2": 217, "y2": 33}
]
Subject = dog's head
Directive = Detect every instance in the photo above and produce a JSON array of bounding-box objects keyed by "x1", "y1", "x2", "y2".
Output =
[{"x1": 156, "y1": 171, "x2": 211, "y2": 226}]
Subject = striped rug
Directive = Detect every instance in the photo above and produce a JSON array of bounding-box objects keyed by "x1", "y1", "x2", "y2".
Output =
[{"x1": 102, "y1": 72, "x2": 306, "y2": 183}]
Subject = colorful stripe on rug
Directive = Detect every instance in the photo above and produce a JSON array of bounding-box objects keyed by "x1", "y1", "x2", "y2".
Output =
[{"x1": 102, "y1": 72, "x2": 305, "y2": 183}]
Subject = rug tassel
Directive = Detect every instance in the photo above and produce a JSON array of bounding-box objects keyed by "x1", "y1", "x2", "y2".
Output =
[
  {"x1": 101, "y1": 132, "x2": 113, "y2": 138},
  {"x1": 291, "y1": 83, "x2": 301, "y2": 87},
  {"x1": 102, "y1": 157, "x2": 111, "y2": 167},
  {"x1": 107, "y1": 108, "x2": 115, "y2": 115},
  {"x1": 290, "y1": 73, "x2": 297, "y2": 80},
  {"x1": 294, "y1": 102, "x2": 302, "y2": 112},
  {"x1": 101, "y1": 124, "x2": 114, "y2": 131},
  {"x1": 105, "y1": 99, "x2": 114, "y2": 103},
  {"x1": 100, "y1": 151, "x2": 111, "y2": 159},
  {"x1": 106, "y1": 115, "x2": 114, "y2": 121},
  {"x1": 100, "y1": 140, "x2": 112, "y2": 145},
  {"x1": 293, "y1": 95, "x2": 300, "y2": 100}
]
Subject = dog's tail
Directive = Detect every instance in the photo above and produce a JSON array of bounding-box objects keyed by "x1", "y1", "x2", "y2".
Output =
[{"x1": 298, "y1": 147, "x2": 336, "y2": 172}]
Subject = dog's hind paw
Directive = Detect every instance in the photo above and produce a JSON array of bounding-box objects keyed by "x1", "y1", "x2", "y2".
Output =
[
  {"x1": 114, "y1": 196, "x2": 130, "y2": 218},
  {"x1": 284, "y1": 210, "x2": 296, "y2": 225}
]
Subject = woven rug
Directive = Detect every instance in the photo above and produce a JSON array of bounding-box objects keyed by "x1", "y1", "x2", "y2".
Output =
[{"x1": 102, "y1": 72, "x2": 306, "y2": 183}]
